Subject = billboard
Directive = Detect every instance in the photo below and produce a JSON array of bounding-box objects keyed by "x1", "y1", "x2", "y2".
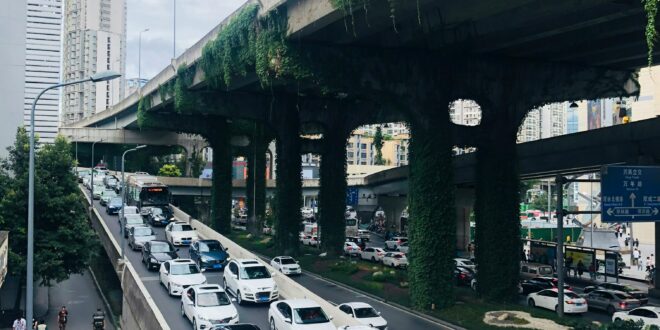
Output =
[
  {"x1": 565, "y1": 248, "x2": 595, "y2": 270},
  {"x1": 587, "y1": 100, "x2": 602, "y2": 130},
  {"x1": 530, "y1": 241, "x2": 556, "y2": 266}
]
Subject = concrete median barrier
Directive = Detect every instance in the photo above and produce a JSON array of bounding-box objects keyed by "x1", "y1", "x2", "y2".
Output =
[{"x1": 170, "y1": 204, "x2": 361, "y2": 327}]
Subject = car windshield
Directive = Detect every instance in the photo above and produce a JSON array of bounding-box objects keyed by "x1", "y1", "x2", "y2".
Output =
[
  {"x1": 197, "y1": 292, "x2": 231, "y2": 307},
  {"x1": 170, "y1": 264, "x2": 199, "y2": 275},
  {"x1": 240, "y1": 266, "x2": 271, "y2": 280},
  {"x1": 152, "y1": 208, "x2": 163, "y2": 216},
  {"x1": 281, "y1": 258, "x2": 296, "y2": 265},
  {"x1": 354, "y1": 307, "x2": 379, "y2": 318},
  {"x1": 621, "y1": 285, "x2": 636, "y2": 292},
  {"x1": 173, "y1": 224, "x2": 193, "y2": 231},
  {"x1": 459, "y1": 260, "x2": 474, "y2": 265},
  {"x1": 126, "y1": 217, "x2": 143, "y2": 224},
  {"x1": 294, "y1": 307, "x2": 330, "y2": 324},
  {"x1": 110, "y1": 198, "x2": 123, "y2": 205},
  {"x1": 108, "y1": 178, "x2": 117, "y2": 184},
  {"x1": 103, "y1": 190, "x2": 115, "y2": 196},
  {"x1": 150, "y1": 243, "x2": 172, "y2": 253},
  {"x1": 199, "y1": 242, "x2": 223, "y2": 252},
  {"x1": 133, "y1": 227, "x2": 152, "y2": 236}
]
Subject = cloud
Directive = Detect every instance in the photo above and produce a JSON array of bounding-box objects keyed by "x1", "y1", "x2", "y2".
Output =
[{"x1": 126, "y1": 0, "x2": 247, "y2": 79}]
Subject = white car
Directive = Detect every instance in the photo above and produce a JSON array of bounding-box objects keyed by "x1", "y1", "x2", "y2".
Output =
[
  {"x1": 382, "y1": 252, "x2": 408, "y2": 269},
  {"x1": 181, "y1": 284, "x2": 239, "y2": 330},
  {"x1": 454, "y1": 258, "x2": 476, "y2": 271},
  {"x1": 269, "y1": 299, "x2": 336, "y2": 330},
  {"x1": 302, "y1": 235, "x2": 320, "y2": 246},
  {"x1": 165, "y1": 222, "x2": 199, "y2": 246},
  {"x1": 527, "y1": 289, "x2": 587, "y2": 314},
  {"x1": 338, "y1": 302, "x2": 387, "y2": 329},
  {"x1": 360, "y1": 247, "x2": 385, "y2": 262},
  {"x1": 123, "y1": 206, "x2": 139, "y2": 215},
  {"x1": 344, "y1": 242, "x2": 361, "y2": 256},
  {"x1": 357, "y1": 230, "x2": 371, "y2": 241},
  {"x1": 159, "y1": 259, "x2": 207, "y2": 296},
  {"x1": 397, "y1": 242, "x2": 409, "y2": 254},
  {"x1": 384, "y1": 237, "x2": 407, "y2": 250},
  {"x1": 337, "y1": 327, "x2": 378, "y2": 330},
  {"x1": 271, "y1": 256, "x2": 302, "y2": 275},
  {"x1": 613, "y1": 306, "x2": 660, "y2": 327},
  {"x1": 223, "y1": 259, "x2": 279, "y2": 305}
]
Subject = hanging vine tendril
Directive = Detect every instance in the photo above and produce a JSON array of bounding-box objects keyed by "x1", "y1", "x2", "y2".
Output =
[{"x1": 643, "y1": 0, "x2": 658, "y2": 66}]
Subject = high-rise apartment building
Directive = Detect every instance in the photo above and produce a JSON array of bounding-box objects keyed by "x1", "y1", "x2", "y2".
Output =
[
  {"x1": 0, "y1": 0, "x2": 62, "y2": 150},
  {"x1": 345, "y1": 129, "x2": 409, "y2": 166},
  {"x1": 449, "y1": 99, "x2": 481, "y2": 126},
  {"x1": 517, "y1": 103, "x2": 567, "y2": 143},
  {"x1": 61, "y1": 0, "x2": 126, "y2": 125},
  {"x1": 25, "y1": 0, "x2": 63, "y2": 144}
]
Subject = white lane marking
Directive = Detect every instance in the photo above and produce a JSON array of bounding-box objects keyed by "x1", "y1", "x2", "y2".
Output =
[
  {"x1": 327, "y1": 300, "x2": 337, "y2": 306},
  {"x1": 141, "y1": 276, "x2": 160, "y2": 282}
]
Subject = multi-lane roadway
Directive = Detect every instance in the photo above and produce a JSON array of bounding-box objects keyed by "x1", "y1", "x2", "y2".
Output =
[{"x1": 85, "y1": 188, "x2": 450, "y2": 330}]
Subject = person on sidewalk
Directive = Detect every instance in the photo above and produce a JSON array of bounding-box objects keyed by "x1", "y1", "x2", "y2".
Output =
[
  {"x1": 638, "y1": 254, "x2": 645, "y2": 271},
  {"x1": 646, "y1": 257, "x2": 651, "y2": 272},
  {"x1": 635, "y1": 238, "x2": 640, "y2": 247},
  {"x1": 36, "y1": 319, "x2": 46, "y2": 330},
  {"x1": 57, "y1": 306, "x2": 68, "y2": 330},
  {"x1": 633, "y1": 248, "x2": 640, "y2": 266},
  {"x1": 13, "y1": 314, "x2": 26, "y2": 330}
]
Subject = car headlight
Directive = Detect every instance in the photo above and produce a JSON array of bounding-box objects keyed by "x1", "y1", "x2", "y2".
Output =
[
  {"x1": 201, "y1": 256, "x2": 211, "y2": 262},
  {"x1": 198, "y1": 315, "x2": 209, "y2": 321},
  {"x1": 150, "y1": 258, "x2": 158, "y2": 263},
  {"x1": 232, "y1": 314, "x2": 238, "y2": 319},
  {"x1": 242, "y1": 286, "x2": 252, "y2": 293},
  {"x1": 273, "y1": 284, "x2": 278, "y2": 291}
]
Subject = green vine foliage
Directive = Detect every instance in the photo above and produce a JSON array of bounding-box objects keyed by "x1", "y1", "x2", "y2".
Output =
[
  {"x1": 174, "y1": 65, "x2": 197, "y2": 114},
  {"x1": 137, "y1": 96, "x2": 154, "y2": 128},
  {"x1": 474, "y1": 131, "x2": 522, "y2": 302},
  {"x1": 643, "y1": 0, "x2": 658, "y2": 65},
  {"x1": 408, "y1": 115, "x2": 456, "y2": 310}
]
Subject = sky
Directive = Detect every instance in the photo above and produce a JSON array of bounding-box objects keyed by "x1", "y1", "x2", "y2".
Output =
[{"x1": 125, "y1": 0, "x2": 247, "y2": 80}]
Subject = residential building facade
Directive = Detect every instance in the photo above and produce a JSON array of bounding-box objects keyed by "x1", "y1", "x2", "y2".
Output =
[{"x1": 61, "y1": 0, "x2": 126, "y2": 125}]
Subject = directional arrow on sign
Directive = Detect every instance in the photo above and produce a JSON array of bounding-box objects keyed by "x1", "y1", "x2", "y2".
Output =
[
  {"x1": 654, "y1": 208, "x2": 659, "y2": 216},
  {"x1": 608, "y1": 208, "x2": 614, "y2": 216},
  {"x1": 630, "y1": 192, "x2": 636, "y2": 207}
]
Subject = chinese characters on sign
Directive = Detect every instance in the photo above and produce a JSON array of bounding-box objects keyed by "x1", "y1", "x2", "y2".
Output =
[{"x1": 601, "y1": 166, "x2": 660, "y2": 222}]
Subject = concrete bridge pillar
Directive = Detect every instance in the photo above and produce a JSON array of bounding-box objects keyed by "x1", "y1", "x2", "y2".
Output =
[
  {"x1": 208, "y1": 121, "x2": 233, "y2": 234},
  {"x1": 407, "y1": 96, "x2": 456, "y2": 310},
  {"x1": 272, "y1": 101, "x2": 301, "y2": 256},
  {"x1": 246, "y1": 122, "x2": 268, "y2": 236},
  {"x1": 318, "y1": 123, "x2": 349, "y2": 256}
]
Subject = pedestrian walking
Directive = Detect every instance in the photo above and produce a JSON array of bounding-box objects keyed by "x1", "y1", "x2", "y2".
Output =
[
  {"x1": 625, "y1": 237, "x2": 630, "y2": 247},
  {"x1": 589, "y1": 263, "x2": 596, "y2": 280},
  {"x1": 635, "y1": 238, "x2": 640, "y2": 247},
  {"x1": 57, "y1": 306, "x2": 68, "y2": 330},
  {"x1": 577, "y1": 260, "x2": 585, "y2": 277},
  {"x1": 651, "y1": 254, "x2": 656, "y2": 269},
  {"x1": 36, "y1": 319, "x2": 46, "y2": 330},
  {"x1": 623, "y1": 224, "x2": 627, "y2": 234},
  {"x1": 633, "y1": 248, "x2": 640, "y2": 266},
  {"x1": 647, "y1": 257, "x2": 652, "y2": 272},
  {"x1": 13, "y1": 314, "x2": 26, "y2": 330}
]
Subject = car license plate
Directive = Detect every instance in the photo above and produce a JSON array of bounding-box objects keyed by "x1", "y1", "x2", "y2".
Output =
[
  {"x1": 213, "y1": 264, "x2": 221, "y2": 269},
  {"x1": 575, "y1": 303, "x2": 583, "y2": 306},
  {"x1": 259, "y1": 297, "x2": 269, "y2": 302},
  {"x1": 182, "y1": 240, "x2": 190, "y2": 244}
]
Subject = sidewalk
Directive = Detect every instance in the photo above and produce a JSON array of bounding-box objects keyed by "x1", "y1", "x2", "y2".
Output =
[{"x1": 0, "y1": 275, "x2": 49, "y2": 329}]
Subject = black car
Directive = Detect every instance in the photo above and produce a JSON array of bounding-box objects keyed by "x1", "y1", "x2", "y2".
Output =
[
  {"x1": 148, "y1": 207, "x2": 174, "y2": 226},
  {"x1": 189, "y1": 239, "x2": 229, "y2": 271},
  {"x1": 141, "y1": 240, "x2": 178, "y2": 270},
  {"x1": 106, "y1": 197, "x2": 123, "y2": 215},
  {"x1": 210, "y1": 324, "x2": 261, "y2": 330},
  {"x1": 520, "y1": 277, "x2": 571, "y2": 294},
  {"x1": 584, "y1": 282, "x2": 648, "y2": 304}
]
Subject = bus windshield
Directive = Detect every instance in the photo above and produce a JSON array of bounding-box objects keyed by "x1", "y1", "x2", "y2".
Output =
[{"x1": 140, "y1": 188, "x2": 169, "y2": 206}]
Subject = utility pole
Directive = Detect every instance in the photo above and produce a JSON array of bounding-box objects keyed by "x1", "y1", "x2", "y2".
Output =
[{"x1": 556, "y1": 175, "x2": 565, "y2": 317}]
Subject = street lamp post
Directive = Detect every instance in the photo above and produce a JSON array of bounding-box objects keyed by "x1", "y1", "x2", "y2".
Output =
[
  {"x1": 27, "y1": 71, "x2": 120, "y2": 325},
  {"x1": 121, "y1": 145, "x2": 146, "y2": 260},
  {"x1": 138, "y1": 28, "x2": 150, "y2": 81}
]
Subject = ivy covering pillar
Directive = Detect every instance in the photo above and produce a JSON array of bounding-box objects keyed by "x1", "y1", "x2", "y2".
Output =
[
  {"x1": 474, "y1": 119, "x2": 521, "y2": 302},
  {"x1": 408, "y1": 108, "x2": 456, "y2": 310},
  {"x1": 209, "y1": 121, "x2": 232, "y2": 234},
  {"x1": 319, "y1": 127, "x2": 348, "y2": 256},
  {"x1": 274, "y1": 105, "x2": 301, "y2": 256},
  {"x1": 246, "y1": 122, "x2": 267, "y2": 236}
]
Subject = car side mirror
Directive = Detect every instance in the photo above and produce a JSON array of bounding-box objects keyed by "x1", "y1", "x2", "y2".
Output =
[
  {"x1": 176, "y1": 248, "x2": 180, "y2": 252},
  {"x1": 232, "y1": 274, "x2": 238, "y2": 279},
  {"x1": 329, "y1": 316, "x2": 334, "y2": 320},
  {"x1": 377, "y1": 311, "x2": 381, "y2": 316},
  {"x1": 163, "y1": 270, "x2": 168, "y2": 275},
  {"x1": 200, "y1": 269, "x2": 206, "y2": 273},
  {"x1": 224, "y1": 247, "x2": 228, "y2": 251},
  {"x1": 187, "y1": 301, "x2": 194, "y2": 305},
  {"x1": 230, "y1": 298, "x2": 236, "y2": 302},
  {"x1": 284, "y1": 317, "x2": 292, "y2": 324}
]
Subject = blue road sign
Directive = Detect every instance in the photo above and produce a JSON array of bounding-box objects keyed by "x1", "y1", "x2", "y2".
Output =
[
  {"x1": 346, "y1": 187, "x2": 359, "y2": 206},
  {"x1": 601, "y1": 166, "x2": 660, "y2": 222}
]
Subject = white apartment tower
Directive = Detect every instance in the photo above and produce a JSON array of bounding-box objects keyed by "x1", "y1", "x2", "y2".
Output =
[
  {"x1": 61, "y1": 0, "x2": 126, "y2": 125},
  {"x1": 25, "y1": 0, "x2": 63, "y2": 144},
  {"x1": 517, "y1": 103, "x2": 567, "y2": 143}
]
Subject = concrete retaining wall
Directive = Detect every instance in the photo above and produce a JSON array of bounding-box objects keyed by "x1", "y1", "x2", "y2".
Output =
[
  {"x1": 170, "y1": 205, "x2": 360, "y2": 327},
  {"x1": 81, "y1": 187, "x2": 170, "y2": 330}
]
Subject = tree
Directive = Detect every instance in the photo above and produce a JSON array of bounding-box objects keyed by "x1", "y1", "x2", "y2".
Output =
[
  {"x1": 0, "y1": 129, "x2": 97, "y2": 286},
  {"x1": 158, "y1": 164, "x2": 182, "y2": 177},
  {"x1": 529, "y1": 192, "x2": 556, "y2": 212},
  {"x1": 373, "y1": 126, "x2": 385, "y2": 165}
]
